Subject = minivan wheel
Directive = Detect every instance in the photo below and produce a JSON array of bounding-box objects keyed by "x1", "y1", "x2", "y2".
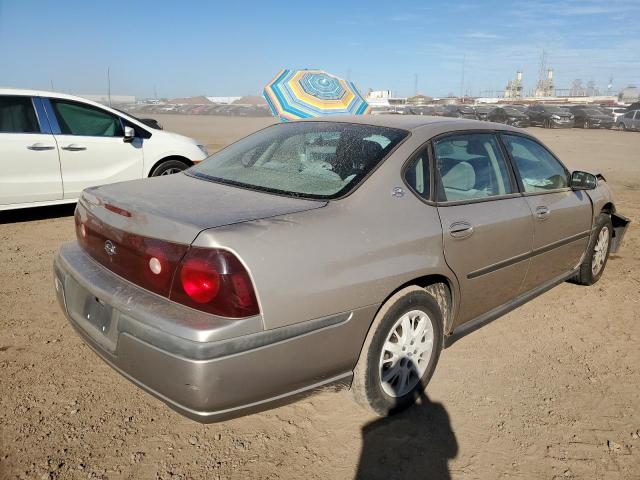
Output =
[
  {"x1": 619, "y1": 123, "x2": 626, "y2": 131},
  {"x1": 351, "y1": 286, "x2": 443, "y2": 416},
  {"x1": 150, "y1": 159, "x2": 190, "y2": 177},
  {"x1": 573, "y1": 213, "x2": 613, "y2": 286}
]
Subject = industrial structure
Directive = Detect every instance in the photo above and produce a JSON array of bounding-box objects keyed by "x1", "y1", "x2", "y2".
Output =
[{"x1": 504, "y1": 71, "x2": 523, "y2": 99}]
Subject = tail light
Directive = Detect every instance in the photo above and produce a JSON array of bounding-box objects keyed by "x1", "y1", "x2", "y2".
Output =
[
  {"x1": 170, "y1": 248, "x2": 259, "y2": 318},
  {"x1": 75, "y1": 206, "x2": 259, "y2": 318}
]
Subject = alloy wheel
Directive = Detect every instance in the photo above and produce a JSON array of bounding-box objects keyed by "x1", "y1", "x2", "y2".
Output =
[
  {"x1": 379, "y1": 310, "x2": 434, "y2": 397},
  {"x1": 592, "y1": 226, "x2": 610, "y2": 276},
  {"x1": 160, "y1": 168, "x2": 184, "y2": 176}
]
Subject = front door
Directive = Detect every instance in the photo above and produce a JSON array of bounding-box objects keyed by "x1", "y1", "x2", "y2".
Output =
[
  {"x1": 433, "y1": 132, "x2": 534, "y2": 326},
  {"x1": 501, "y1": 134, "x2": 592, "y2": 291},
  {"x1": 45, "y1": 98, "x2": 144, "y2": 199},
  {"x1": 0, "y1": 95, "x2": 62, "y2": 206}
]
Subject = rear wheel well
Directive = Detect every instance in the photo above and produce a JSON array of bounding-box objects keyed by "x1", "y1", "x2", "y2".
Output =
[
  {"x1": 382, "y1": 275, "x2": 454, "y2": 334},
  {"x1": 148, "y1": 156, "x2": 193, "y2": 177}
]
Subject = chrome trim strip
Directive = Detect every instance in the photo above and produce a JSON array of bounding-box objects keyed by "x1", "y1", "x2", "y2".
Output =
[{"x1": 467, "y1": 230, "x2": 591, "y2": 279}]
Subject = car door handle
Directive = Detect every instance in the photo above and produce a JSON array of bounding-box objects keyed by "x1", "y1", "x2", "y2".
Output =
[
  {"x1": 449, "y1": 221, "x2": 474, "y2": 239},
  {"x1": 61, "y1": 144, "x2": 87, "y2": 151},
  {"x1": 535, "y1": 206, "x2": 551, "y2": 220},
  {"x1": 27, "y1": 143, "x2": 55, "y2": 151}
]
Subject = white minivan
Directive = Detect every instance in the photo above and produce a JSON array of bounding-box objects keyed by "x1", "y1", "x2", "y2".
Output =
[{"x1": 0, "y1": 89, "x2": 208, "y2": 211}]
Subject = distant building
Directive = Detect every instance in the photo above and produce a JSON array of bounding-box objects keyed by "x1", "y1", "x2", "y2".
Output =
[
  {"x1": 206, "y1": 96, "x2": 242, "y2": 104},
  {"x1": 619, "y1": 85, "x2": 639, "y2": 103},
  {"x1": 78, "y1": 94, "x2": 136, "y2": 105},
  {"x1": 406, "y1": 94, "x2": 433, "y2": 106}
]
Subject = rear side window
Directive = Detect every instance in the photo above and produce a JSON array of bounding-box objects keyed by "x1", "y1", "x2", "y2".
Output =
[
  {"x1": 433, "y1": 133, "x2": 514, "y2": 202},
  {"x1": 50, "y1": 99, "x2": 123, "y2": 137},
  {"x1": 502, "y1": 135, "x2": 568, "y2": 192},
  {"x1": 404, "y1": 148, "x2": 430, "y2": 200},
  {"x1": 0, "y1": 96, "x2": 39, "y2": 133}
]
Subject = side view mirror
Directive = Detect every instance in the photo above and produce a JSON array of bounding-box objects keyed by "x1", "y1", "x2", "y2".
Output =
[
  {"x1": 123, "y1": 126, "x2": 135, "y2": 143},
  {"x1": 570, "y1": 170, "x2": 597, "y2": 190}
]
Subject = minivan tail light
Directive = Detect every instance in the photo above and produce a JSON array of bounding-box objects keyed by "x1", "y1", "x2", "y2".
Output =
[{"x1": 170, "y1": 247, "x2": 259, "y2": 318}]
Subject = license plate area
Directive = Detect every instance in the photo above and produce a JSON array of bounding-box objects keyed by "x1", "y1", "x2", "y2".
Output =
[
  {"x1": 83, "y1": 296, "x2": 112, "y2": 334},
  {"x1": 63, "y1": 275, "x2": 118, "y2": 353}
]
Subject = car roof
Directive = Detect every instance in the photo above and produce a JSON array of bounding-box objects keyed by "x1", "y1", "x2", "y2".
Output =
[
  {"x1": 296, "y1": 114, "x2": 517, "y2": 133},
  {"x1": 0, "y1": 87, "x2": 147, "y2": 130}
]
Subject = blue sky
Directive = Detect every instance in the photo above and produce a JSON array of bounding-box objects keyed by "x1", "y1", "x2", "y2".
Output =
[{"x1": 1, "y1": 0, "x2": 638, "y2": 98}]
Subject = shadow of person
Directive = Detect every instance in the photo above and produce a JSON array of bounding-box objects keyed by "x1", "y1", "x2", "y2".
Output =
[{"x1": 355, "y1": 368, "x2": 457, "y2": 479}]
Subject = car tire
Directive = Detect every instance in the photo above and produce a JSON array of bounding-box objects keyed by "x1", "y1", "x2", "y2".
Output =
[
  {"x1": 351, "y1": 286, "x2": 443, "y2": 416},
  {"x1": 543, "y1": 119, "x2": 551, "y2": 128},
  {"x1": 573, "y1": 213, "x2": 613, "y2": 286},
  {"x1": 150, "y1": 159, "x2": 190, "y2": 177},
  {"x1": 583, "y1": 120, "x2": 589, "y2": 129},
  {"x1": 619, "y1": 123, "x2": 626, "y2": 131}
]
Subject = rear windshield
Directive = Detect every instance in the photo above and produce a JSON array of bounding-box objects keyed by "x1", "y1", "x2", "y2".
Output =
[{"x1": 189, "y1": 121, "x2": 408, "y2": 199}]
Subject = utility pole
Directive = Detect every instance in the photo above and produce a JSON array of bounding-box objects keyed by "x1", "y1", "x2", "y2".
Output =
[
  {"x1": 460, "y1": 54, "x2": 466, "y2": 102},
  {"x1": 107, "y1": 67, "x2": 112, "y2": 107}
]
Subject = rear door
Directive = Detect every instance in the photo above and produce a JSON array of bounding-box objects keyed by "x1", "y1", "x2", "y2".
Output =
[
  {"x1": 45, "y1": 98, "x2": 144, "y2": 199},
  {"x1": 0, "y1": 95, "x2": 62, "y2": 206},
  {"x1": 501, "y1": 134, "x2": 592, "y2": 291},
  {"x1": 433, "y1": 132, "x2": 534, "y2": 326}
]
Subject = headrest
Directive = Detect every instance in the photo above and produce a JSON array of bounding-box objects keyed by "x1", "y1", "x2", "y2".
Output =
[{"x1": 442, "y1": 161, "x2": 476, "y2": 191}]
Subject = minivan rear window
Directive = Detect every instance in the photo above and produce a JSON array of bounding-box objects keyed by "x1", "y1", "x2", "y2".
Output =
[{"x1": 189, "y1": 122, "x2": 408, "y2": 199}]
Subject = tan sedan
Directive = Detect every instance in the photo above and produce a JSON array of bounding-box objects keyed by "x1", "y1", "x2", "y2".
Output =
[{"x1": 54, "y1": 116, "x2": 629, "y2": 422}]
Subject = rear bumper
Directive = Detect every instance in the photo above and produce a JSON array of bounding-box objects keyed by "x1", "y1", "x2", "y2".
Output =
[{"x1": 54, "y1": 243, "x2": 375, "y2": 422}]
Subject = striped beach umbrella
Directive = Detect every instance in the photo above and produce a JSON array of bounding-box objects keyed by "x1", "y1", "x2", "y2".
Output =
[{"x1": 263, "y1": 69, "x2": 371, "y2": 122}]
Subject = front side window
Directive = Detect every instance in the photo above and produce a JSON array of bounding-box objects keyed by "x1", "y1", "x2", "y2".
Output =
[
  {"x1": 404, "y1": 148, "x2": 430, "y2": 200},
  {"x1": 50, "y1": 99, "x2": 123, "y2": 137},
  {"x1": 0, "y1": 96, "x2": 39, "y2": 133},
  {"x1": 502, "y1": 134, "x2": 568, "y2": 192},
  {"x1": 189, "y1": 122, "x2": 408, "y2": 199},
  {"x1": 433, "y1": 133, "x2": 514, "y2": 202}
]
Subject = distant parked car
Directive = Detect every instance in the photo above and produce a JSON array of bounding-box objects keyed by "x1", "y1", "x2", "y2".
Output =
[
  {"x1": 616, "y1": 110, "x2": 640, "y2": 131},
  {"x1": 404, "y1": 105, "x2": 445, "y2": 116},
  {"x1": 473, "y1": 105, "x2": 494, "y2": 121},
  {"x1": 442, "y1": 104, "x2": 477, "y2": 119},
  {"x1": 603, "y1": 107, "x2": 629, "y2": 121},
  {"x1": 527, "y1": 105, "x2": 575, "y2": 128},
  {"x1": 487, "y1": 106, "x2": 530, "y2": 127},
  {"x1": 626, "y1": 102, "x2": 640, "y2": 111},
  {"x1": 0, "y1": 89, "x2": 208, "y2": 211},
  {"x1": 569, "y1": 107, "x2": 615, "y2": 129}
]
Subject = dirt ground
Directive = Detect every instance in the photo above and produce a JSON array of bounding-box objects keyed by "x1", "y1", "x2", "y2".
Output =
[{"x1": 1, "y1": 116, "x2": 639, "y2": 480}]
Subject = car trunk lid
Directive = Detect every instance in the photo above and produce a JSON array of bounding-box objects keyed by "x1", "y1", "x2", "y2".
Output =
[{"x1": 79, "y1": 172, "x2": 327, "y2": 245}]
